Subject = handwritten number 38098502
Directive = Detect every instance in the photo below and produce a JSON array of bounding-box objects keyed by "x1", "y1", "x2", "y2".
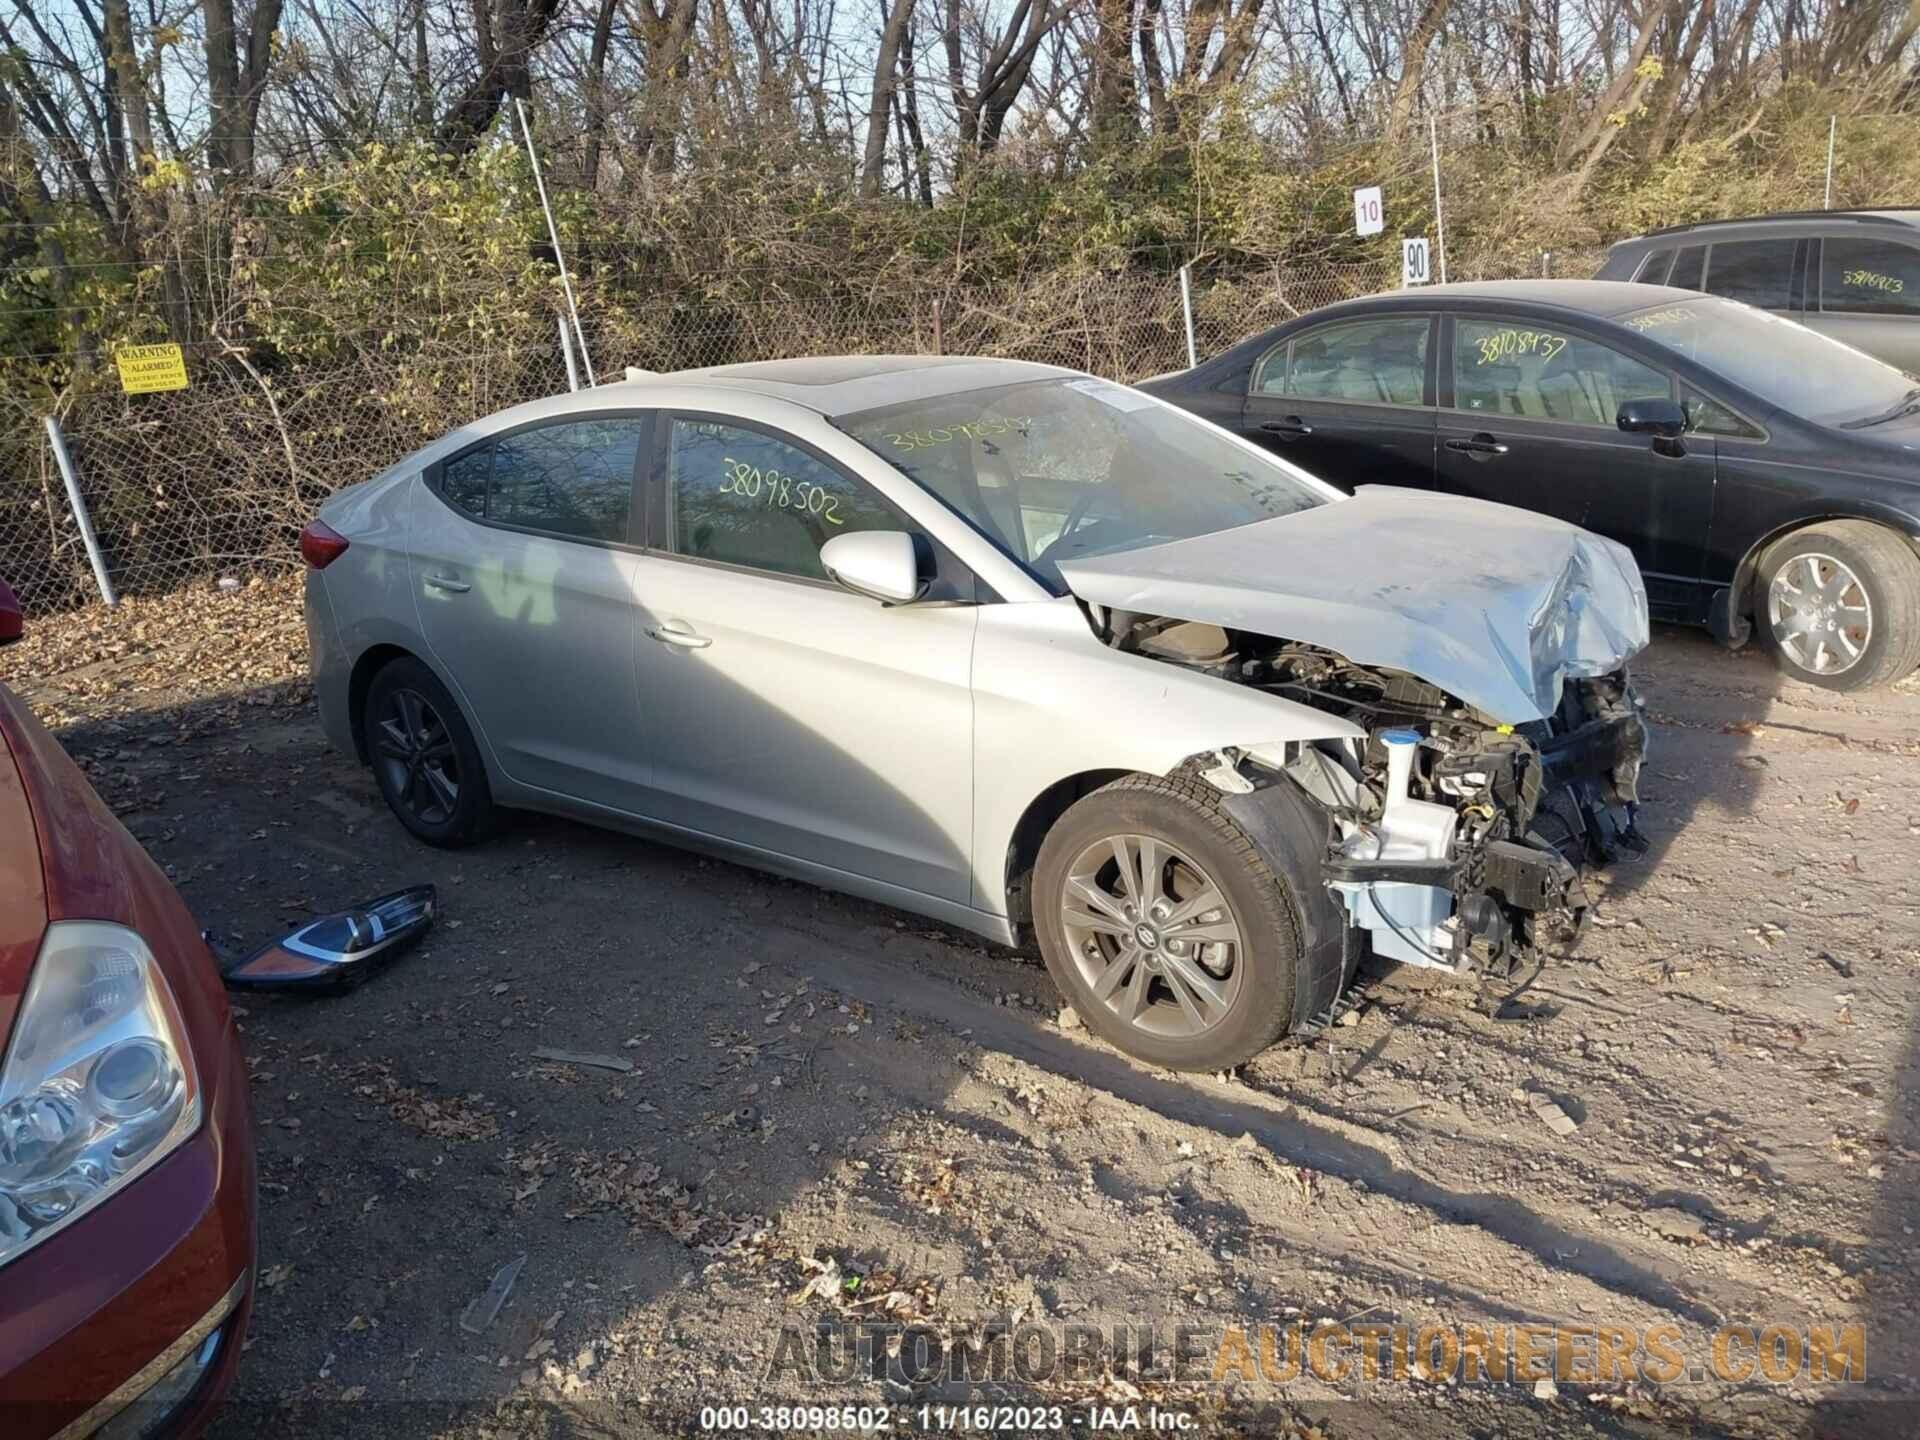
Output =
[{"x1": 719, "y1": 457, "x2": 845, "y2": 525}]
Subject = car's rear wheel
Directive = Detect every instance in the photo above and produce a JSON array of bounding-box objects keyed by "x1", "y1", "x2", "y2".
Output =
[
  {"x1": 364, "y1": 657, "x2": 494, "y2": 846},
  {"x1": 1033, "y1": 773, "x2": 1304, "y2": 1071},
  {"x1": 1758, "y1": 521, "x2": 1920, "y2": 691}
]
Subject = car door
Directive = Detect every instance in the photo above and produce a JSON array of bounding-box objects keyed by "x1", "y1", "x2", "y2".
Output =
[
  {"x1": 1435, "y1": 313, "x2": 1717, "y2": 616},
  {"x1": 624, "y1": 413, "x2": 979, "y2": 905},
  {"x1": 1806, "y1": 235, "x2": 1920, "y2": 373},
  {"x1": 1240, "y1": 313, "x2": 1437, "y2": 490},
  {"x1": 408, "y1": 412, "x2": 659, "y2": 812}
]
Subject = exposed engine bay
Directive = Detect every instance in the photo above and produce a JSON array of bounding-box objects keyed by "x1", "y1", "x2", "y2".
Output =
[{"x1": 1111, "y1": 615, "x2": 1649, "y2": 979}]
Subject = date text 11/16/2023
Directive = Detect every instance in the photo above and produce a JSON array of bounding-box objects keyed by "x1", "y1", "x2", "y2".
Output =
[{"x1": 698, "y1": 1403, "x2": 1198, "y2": 1431}]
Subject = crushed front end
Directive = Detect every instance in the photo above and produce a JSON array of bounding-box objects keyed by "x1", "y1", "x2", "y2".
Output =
[{"x1": 1122, "y1": 621, "x2": 1649, "y2": 984}]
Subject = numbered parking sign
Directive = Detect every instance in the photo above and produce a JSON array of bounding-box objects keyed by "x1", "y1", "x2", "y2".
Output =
[
  {"x1": 1353, "y1": 186, "x2": 1384, "y2": 237},
  {"x1": 1402, "y1": 237, "x2": 1432, "y2": 287}
]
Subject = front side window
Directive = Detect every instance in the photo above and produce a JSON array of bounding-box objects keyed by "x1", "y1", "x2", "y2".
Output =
[
  {"x1": 1451, "y1": 316, "x2": 1670, "y2": 426},
  {"x1": 1681, "y1": 384, "x2": 1765, "y2": 440},
  {"x1": 1259, "y1": 316, "x2": 1430, "y2": 405},
  {"x1": 436, "y1": 418, "x2": 643, "y2": 542},
  {"x1": 665, "y1": 419, "x2": 899, "y2": 581},
  {"x1": 836, "y1": 377, "x2": 1335, "y2": 592},
  {"x1": 1821, "y1": 237, "x2": 1920, "y2": 315},
  {"x1": 1703, "y1": 239, "x2": 1797, "y2": 309}
]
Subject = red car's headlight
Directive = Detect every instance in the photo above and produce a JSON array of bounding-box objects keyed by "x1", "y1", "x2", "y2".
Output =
[{"x1": 0, "y1": 923, "x2": 201, "y2": 1270}]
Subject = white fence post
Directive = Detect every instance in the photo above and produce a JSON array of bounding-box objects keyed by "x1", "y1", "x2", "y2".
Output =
[
  {"x1": 1429, "y1": 116, "x2": 1448, "y2": 285},
  {"x1": 1178, "y1": 264, "x2": 1198, "y2": 370},
  {"x1": 516, "y1": 98, "x2": 596, "y2": 387},
  {"x1": 558, "y1": 314, "x2": 580, "y2": 392},
  {"x1": 1825, "y1": 115, "x2": 1837, "y2": 209},
  {"x1": 44, "y1": 415, "x2": 116, "y2": 608}
]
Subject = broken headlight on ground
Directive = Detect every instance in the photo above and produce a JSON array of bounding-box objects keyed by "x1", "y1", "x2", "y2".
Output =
[{"x1": 1129, "y1": 620, "x2": 1649, "y2": 976}]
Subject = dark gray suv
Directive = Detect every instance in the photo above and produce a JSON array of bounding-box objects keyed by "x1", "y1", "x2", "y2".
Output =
[{"x1": 1595, "y1": 210, "x2": 1920, "y2": 372}]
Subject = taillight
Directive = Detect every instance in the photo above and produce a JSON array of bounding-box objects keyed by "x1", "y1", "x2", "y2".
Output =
[{"x1": 300, "y1": 519, "x2": 350, "y2": 569}]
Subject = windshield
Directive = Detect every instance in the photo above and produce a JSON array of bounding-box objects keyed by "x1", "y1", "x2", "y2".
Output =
[
  {"x1": 1620, "y1": 295, "x2": 1916, "y2": 427},
  {"x1": 835, "y1": 376, "x2": 1335, "y2": 592}
]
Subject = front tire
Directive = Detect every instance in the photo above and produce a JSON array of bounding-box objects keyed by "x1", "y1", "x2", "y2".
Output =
[
  {"x1": 1757, "y1": 521, "x2": 1920, "y2": 691},
  {"x1": 364, "y1": 657, "x2": 495, "y2": 847},
  {"x1": 1033, "y1": 773, "x2": 1305, "y2": 1071}
]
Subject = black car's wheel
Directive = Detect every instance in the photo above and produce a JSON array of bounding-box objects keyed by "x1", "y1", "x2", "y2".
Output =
[
  {"x1": 1757, "y1": 521, "x2": 1920, "y2": 692},
  {"x1": 364, "y1": 657, "x2": 494, "y2": 846},
  {"x1": 1033, "y1": 773, "x2": 1308, "y2": 1072}
]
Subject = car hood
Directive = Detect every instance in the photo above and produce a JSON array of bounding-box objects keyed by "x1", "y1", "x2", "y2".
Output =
[{"x1": 1057, "y1": 486, "x2": 1649, "y2": 725}]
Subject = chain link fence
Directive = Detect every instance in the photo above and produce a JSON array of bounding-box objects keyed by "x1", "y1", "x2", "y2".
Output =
[{"x1": 2, "y1": 257, "x2": 1403, "y2": 617}]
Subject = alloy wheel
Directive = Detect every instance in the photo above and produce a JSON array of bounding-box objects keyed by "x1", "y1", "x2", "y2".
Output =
[
  {"x1": 1059, "y1": 834, "x2": 1245, "y2": 1039},
  {"x1": 373, "y1": 688, "x2": 461, "y2": 825},
  {"x1": 1768, "y1": 552, "x2": 1872, "y2": 677}
]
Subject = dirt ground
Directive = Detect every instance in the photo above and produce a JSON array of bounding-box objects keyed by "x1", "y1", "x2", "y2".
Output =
[{"x1": 4, "y1": 576, "x2": 1918, "y2": 1440}]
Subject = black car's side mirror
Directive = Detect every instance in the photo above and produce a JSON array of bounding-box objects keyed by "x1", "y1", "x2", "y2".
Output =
[{"x1": 1616, "y1": 397, "x2": 1688, "y2": 439}]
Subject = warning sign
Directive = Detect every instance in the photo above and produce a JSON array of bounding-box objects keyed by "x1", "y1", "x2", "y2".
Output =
[{"x1": 114, "y1": 343, "x2": 189, "y2": 394}]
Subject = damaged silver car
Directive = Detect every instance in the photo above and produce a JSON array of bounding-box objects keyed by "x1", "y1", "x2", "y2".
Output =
[{"x1": 303, "y1": 356, "x2": 1649, "y2": 1071}]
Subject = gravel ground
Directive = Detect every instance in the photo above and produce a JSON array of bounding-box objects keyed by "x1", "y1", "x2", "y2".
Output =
[{"x1": 4, "y1": 576, "x2": 1918, "y2": 1440}]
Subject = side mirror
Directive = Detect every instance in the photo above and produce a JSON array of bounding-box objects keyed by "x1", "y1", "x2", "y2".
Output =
[
  {"x1": 1616, "y1": 397, "x2": 1688, "y2": 439},
  {"x1": 0, "y1": 578, "x2": 21, "y2": 646},
  {"x1": 820, "y1": 531, "x2": 926, "y2": 606}
]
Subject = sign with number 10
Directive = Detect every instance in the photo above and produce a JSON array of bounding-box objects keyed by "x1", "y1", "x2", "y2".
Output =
[{"x1": 1353, "y1": 186, "x2": 1384, "y2": 237}]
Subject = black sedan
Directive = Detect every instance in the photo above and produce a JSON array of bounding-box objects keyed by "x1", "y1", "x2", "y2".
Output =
[{"x1": 1141, "y1": 279, "x2": 1920, "y2": 691}]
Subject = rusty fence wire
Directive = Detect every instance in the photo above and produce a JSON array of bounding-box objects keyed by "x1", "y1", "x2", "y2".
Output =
[{"x1": 1, "y1": 257, "x2": 1405, "y2": 617}]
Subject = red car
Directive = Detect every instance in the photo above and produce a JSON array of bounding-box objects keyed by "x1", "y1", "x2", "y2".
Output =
[{"x1": 0, "y1": 577, "x2": 255, "y2": 1438}]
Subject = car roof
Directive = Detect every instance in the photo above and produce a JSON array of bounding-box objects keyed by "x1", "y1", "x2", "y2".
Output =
[
  {"x1": 1632, "y1": 208, "x2": 1920, "y2": 239},
  {"x1": 628, "y1": 354, "x2": 1077, "y2": 416},
  {"x1": 1319, "y1": 279, "x2": 1678, "y2": 319}
]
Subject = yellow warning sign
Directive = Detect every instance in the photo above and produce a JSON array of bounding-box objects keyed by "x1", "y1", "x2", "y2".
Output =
[{"x1": 114, "y1": 343, "x2": 189, "y2": 394}]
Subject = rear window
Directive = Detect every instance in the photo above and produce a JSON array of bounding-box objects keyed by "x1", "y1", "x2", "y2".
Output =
[{"x1": 1703, "y1": 239, "x2": 1797, "y2": 309}]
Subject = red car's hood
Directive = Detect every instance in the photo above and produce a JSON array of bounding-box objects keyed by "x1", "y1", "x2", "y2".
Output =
[{"x1": 0, "y1": 691, "x2": 47, "y2": 1055}]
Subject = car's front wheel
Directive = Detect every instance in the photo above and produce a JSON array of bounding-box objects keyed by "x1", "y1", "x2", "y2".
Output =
[
  {"x1": 1758, "y1": 521, "x2": 1920, "y2": 691},
  {"x1": 1033, "y1": 773, "x2": 1307, "y2": 1071},
  {"x1": 364, "y1": 657, "x2": 495, "y2": 846}
]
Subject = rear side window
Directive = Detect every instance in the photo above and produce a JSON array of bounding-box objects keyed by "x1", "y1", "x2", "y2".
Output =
[
  {"x1": 434, "y1": 417, "x2": 645, "y2": 543},
  {"x1": 665, "y1": 419, "x2": 901, "y2": 581},
  {"x1": 1257, "y1": 316, "x2": 1429, "y2": 405},
  {"x1": 1821, "y1": 237, "x2": 1920, "y2": 315},
  {"x1": 1668, "y1": 246, "x2": 1706, "y2": 290},
  {"x1": 1703, "y1": 239, "x2": 1797, "y2": 309},
  {"x1": 1634, "y1": 248, "x2": 1676, "y2": 284},
  {"x1": 1451, "y1": 316, "x2": 1669, "y2": 427}
]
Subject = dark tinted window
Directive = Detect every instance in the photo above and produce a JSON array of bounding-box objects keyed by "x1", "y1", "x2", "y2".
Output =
[
  {"x1": 1821, "y1": 237, "x2": 1920, "y2": 315},
  {"x1": 440, "y1": 447, "x2": 492, "y2": 517},
  {"x1": 1634, "y1": 248, "x2": 1676, "y2": 284},
  {"x1": 488, "y1": 419, "x2": 643, "y2": 542},
  {"x1": 1263, "y1": 316, "x2": 1429, "y2": 405},
  {"x1": 1704, "y1": 239, "x2": 1796, "y2": 309},
  {"x1": 666, "y1": 419, "x2": 900, "y2": 581},
  {"x1": 1668, "y1": 246, "x2": 1705, "y2": 290},
  {"x1": 1451, "y1": 316, "x2": 1669, "y2": 426}
]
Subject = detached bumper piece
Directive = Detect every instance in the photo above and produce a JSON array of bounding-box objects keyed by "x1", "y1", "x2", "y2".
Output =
[{"x1": 223, "y1": 885, "x2": 436, "y2": 991}]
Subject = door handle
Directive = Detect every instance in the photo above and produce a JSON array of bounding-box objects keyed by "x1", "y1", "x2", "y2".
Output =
[
  {"x1": 423, "y1": 573, "x2": 470, "y2": 593},
  {"x1": 648, "y1": 622, "x2": 712, "y2": 650},
  {"x1": 1444, "y1": 434, "x2": 1510, "y2": 457},
  {"x1": 1259, "y1": 418, "x2": 1314, "y2": 438}
]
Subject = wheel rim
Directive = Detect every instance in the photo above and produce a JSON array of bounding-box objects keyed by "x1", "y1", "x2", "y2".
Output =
[
  {"x1": 1768, "y1": 552, "x2": 1872, "y2": 677},
  {"x1": 373, "y1": 688, "x2": 461, "y2": 825},
  {"x1": 1059, "y1": 834, "x2": 1246, "y2": 1040}
]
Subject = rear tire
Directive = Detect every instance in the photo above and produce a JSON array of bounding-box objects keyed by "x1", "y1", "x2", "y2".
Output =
[
  {"x1": 1033, "y1": 773, "x2": 1304, "y2": 1071},
  {"x1": 1756, "y1": 522, "x2": 1920, "y2": 692},
  {"x1": 364, "y1": 657, "x2": 495, "y2": 847}
]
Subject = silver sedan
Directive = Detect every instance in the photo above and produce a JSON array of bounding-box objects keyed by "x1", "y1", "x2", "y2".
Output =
[{"x1": 303, "y1": 357, "x2": 1651, "y2": 1070}]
